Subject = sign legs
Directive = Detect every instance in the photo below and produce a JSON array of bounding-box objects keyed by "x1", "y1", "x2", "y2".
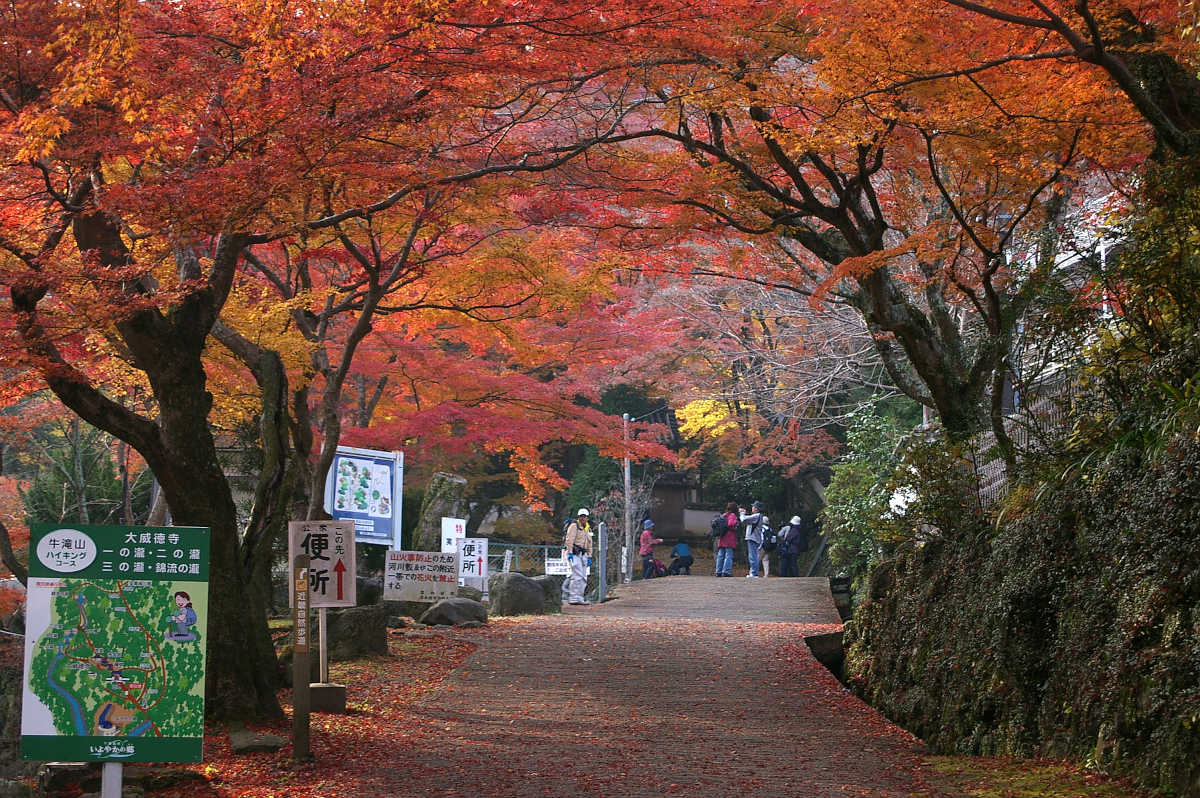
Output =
[
  {"x1": 100, "y1": 763, "x2": 122, "y2": 798},
  {"x1": 292, "y1": 556, "x2": 311, "y2": 762}
]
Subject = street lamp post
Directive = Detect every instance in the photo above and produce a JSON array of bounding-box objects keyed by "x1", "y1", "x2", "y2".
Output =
[{"x1": 623, "y1": 412, "x2": 632, "y2": 583}]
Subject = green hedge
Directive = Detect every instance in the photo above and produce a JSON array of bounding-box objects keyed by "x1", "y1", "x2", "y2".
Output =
[{"x1": 845, "y1": 438, "x2": 1200, "y2": 796}]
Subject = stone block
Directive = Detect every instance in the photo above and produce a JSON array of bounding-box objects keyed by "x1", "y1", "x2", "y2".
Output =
[
  {"x1": 309, "y1": 683, "x2": 347, "y2": 714},
  {"x1": 487, "y1": 572, "x2": 545, "y2": 616}
]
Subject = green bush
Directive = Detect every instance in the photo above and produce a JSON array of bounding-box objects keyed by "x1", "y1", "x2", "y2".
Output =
[{"x1": 820, "y1": 405, "x2": 908, "y2": 589}]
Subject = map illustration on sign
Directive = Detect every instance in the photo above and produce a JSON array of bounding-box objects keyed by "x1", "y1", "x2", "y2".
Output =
[
  {"x1": 22, "y1": 525, "x2": 209, "y2": 762},
  {"x1": 332, "y1": 456, "x2": 393, "y2": 517},
  {"x1": 324, "y1": 447, "x2": 403, "y2": 548}
]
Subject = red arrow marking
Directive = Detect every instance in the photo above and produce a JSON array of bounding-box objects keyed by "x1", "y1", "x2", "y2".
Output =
[
  {"x1": 334, "y1": 559, "x2": 346, "y2": 600},
  {"x1": 477, "y1": 556, "x2": 483, "y2": 574}
]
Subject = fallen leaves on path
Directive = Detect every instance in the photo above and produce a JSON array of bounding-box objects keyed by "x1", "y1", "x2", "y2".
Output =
[
  {"x1": 152, "y1": 629, "x2": 480, "y2": 798},
  {"x1": 134, "y1": 616, "x2": 1141, "y2": 798},
  {"x1": 159, "y1": 615, "x2": 943, "y2": 797}
]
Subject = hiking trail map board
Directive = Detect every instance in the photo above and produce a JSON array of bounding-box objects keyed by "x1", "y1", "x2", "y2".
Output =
[{"x1": 21, "y1": 524, "x2": 210, "y2": 762}]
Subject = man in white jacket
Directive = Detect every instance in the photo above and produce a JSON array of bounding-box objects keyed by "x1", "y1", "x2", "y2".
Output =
[{"x1": 563, "y1": 508, "x2": 594, "y2": 605}]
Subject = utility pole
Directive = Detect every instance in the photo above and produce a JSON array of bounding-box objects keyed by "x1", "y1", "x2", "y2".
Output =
[
  {"x1": 623, "y1": 412, "x2": 632, "y2": 583},
  {"x1": 597, "y1": 521, "x2": 608, "y2": 603}
]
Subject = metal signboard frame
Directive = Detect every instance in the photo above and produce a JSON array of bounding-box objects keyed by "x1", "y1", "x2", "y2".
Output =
[{"x1": 324, "y1": 446, "x2": 404, "y2": 549}]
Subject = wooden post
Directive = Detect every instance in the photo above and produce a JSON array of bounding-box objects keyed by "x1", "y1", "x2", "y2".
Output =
[
  {"x1": 292, "y1": 555, "x2": 312, "y2": 762},
  {"x1": 318, "y1": 606, "x2": 328, "y2": 684}
]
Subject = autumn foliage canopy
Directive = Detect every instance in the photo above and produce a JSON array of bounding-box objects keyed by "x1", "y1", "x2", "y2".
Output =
[{"x1": 0, "y1": 0, "x2": 1192, "y2": 713}]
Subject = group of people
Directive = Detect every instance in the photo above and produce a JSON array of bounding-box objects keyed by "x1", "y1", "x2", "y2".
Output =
[
  {"x1": 563, "y1": 509, "x2": 695, "y2": 604},
  {"x1": 638, "y1": 519, "x2": 694, "y2": 579},
  {"x1": 640, "y1": 500, "x2": 809, "y2": 579},
  {"x1": 563, "y1": 500, "x2": 808, "y2": 602},
  {"x1": 714, "y1": 500, "x2": 808, "y2": 578}
]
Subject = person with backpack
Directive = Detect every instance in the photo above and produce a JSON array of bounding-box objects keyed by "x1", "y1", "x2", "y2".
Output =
[
  {"x1": 758, "y1": 515, "x2": 778, "y2": 577},
  {"x1": 714, "y1": 502, "x2": 739, "y2": 576},
  {"x1": 740, "y1": 500, "x2": 767, "y2": 578},
  {"x1": 777, "y1": 514, "x2": 809, "y2": 577},
  {"x1": 563, "y1": 508, "x2": 593, "y2": 605}
]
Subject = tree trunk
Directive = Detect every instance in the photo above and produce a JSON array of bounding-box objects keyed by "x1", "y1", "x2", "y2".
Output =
[
  {"x1": 9, "y1": 207, "x2": 282, "y2": 720},
  {"x1": 70, "y1": 419, "x2": 89, "y2": 524},
  {"x1": 212, "y1": 321, "x2": 303, "y2": 676},
  {"x1": 855, "y1": 269, "x2": 990, "y2": 442},
  {"x1": 0, "y1": 522, "x2": 26, "y2": 586},
  {"x1": 144, "y1": 356, "x2": 282, "y2": 719},
  {"x1": 118, "y1": 441, "x2": 133, "y2": 525}
]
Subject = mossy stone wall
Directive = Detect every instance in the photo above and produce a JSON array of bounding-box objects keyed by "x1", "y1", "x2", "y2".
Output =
[{"x1": 845, "y1": 440, "x2": 1200, "y2": 796}]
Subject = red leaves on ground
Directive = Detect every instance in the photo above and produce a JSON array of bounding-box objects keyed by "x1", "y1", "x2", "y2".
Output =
[
  {"x1": 144, "y1": 615, "x2": 942, "y2": 797},
  {"x1": 151, "y1": 631, "x2": 478, "y2": 798}
]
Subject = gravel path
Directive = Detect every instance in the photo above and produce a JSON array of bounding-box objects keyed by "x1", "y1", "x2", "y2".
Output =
[{"x1": 391, "y1": 576, "x2": 945, "y2": 797}]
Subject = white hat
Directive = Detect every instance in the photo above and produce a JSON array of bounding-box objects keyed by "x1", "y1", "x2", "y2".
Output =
[
  {"x1": 577, "y1": 508, "x2": 590, "y2": 516},
  {"x1": 790, "y1": 515, "x2": 802, "y2": 525}
]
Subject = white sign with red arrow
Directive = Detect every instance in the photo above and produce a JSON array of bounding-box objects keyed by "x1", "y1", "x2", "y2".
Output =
[
  {"x1": 456, "y1": 537, "x2": 488, "y2": 586},
  {"x1": 288, "y1": 520, "x2": 357, "y2": 608}
]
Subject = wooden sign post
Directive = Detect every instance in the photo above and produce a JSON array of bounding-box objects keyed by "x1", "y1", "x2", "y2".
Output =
[{"x1": 292, "y1": 555, "x2": 311, "y2": 762}]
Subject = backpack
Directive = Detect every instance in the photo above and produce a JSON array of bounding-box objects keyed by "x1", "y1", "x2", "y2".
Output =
[
  {"x1": 709, "y1": 514, "x2": 726, "y2": 538},
  {"x1": 760, "y1": 524, "x2": 778, "y2": 552}
]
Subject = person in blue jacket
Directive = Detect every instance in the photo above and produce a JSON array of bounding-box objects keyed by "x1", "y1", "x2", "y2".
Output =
[{"x1": 667, "y1": 538, "x2": 693, "y2": 575}]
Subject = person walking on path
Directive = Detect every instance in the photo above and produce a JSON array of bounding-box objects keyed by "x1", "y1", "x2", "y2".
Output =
[
  {"x1": 639, "y1": 519, "x2": 664, "y2": 580},
  {"x1": 741, "y1": 500, "x2": 766, "y2": 578},
  {"x1": 715, "y1": 502, "x2": 739, "y2": 576},
  {"x1": 564, "y1": 508, "x2": 594, "y2": 604},
  {"x1": 777, "y1": 515, "x2": 807, "y2": 577},
  {"x1": 667, "y1": 538, "x2": 693, "y2": 575}
]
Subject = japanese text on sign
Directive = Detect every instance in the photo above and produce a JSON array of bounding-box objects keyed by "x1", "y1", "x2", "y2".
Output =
[
  {"x1": 288, "y1": 521, "x2": 356, "y2": 608},
  {"x1": 458, "y1": 538, "x2": 488, "y2": 578},
  {"x1": 293, "y1": 566, "x2": 309, "y2": 652},
  {"x1": 545, "y1": 552, "x2": 570, "y2": 576},
  {"x1": 440, "y1": 517, "x2": 466, "y2": 554},
  {"x1": 22, "y1": 524, "x2": 210, "y2": 764},
  {"x1": 383, "y1": 551, "x2": 458, "y2": 603}
]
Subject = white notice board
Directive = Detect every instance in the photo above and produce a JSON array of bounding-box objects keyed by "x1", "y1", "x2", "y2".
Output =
[
  {"x1": 440, "y1": 517, "x2": 466, "y2": 554},
  {"x1": 383, "y1": 551, "x2": 458, "y2": 603}
]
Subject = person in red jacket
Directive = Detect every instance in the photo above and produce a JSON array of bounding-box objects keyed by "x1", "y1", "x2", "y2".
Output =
[
  {"x1": 639, "y1": 519, "x2": 664, "y2": 580},
  {"x1": 715, "y1": 502, "x2": 739, "y2": 576}
]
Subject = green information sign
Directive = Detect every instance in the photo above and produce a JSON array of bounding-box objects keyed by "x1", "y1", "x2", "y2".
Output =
[{"x1": 21, "y1": 524, "x2": 210, "y2": 762}]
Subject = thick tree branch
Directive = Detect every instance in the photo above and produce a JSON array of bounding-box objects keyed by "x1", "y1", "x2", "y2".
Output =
[{"x1": 0, "y1": 522, "x2": 27, "y2": 586}]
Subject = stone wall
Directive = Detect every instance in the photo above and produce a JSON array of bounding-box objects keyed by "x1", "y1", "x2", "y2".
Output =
[{"x1": 845, "y1": 440, "x2": 1200, "y2": 796}]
